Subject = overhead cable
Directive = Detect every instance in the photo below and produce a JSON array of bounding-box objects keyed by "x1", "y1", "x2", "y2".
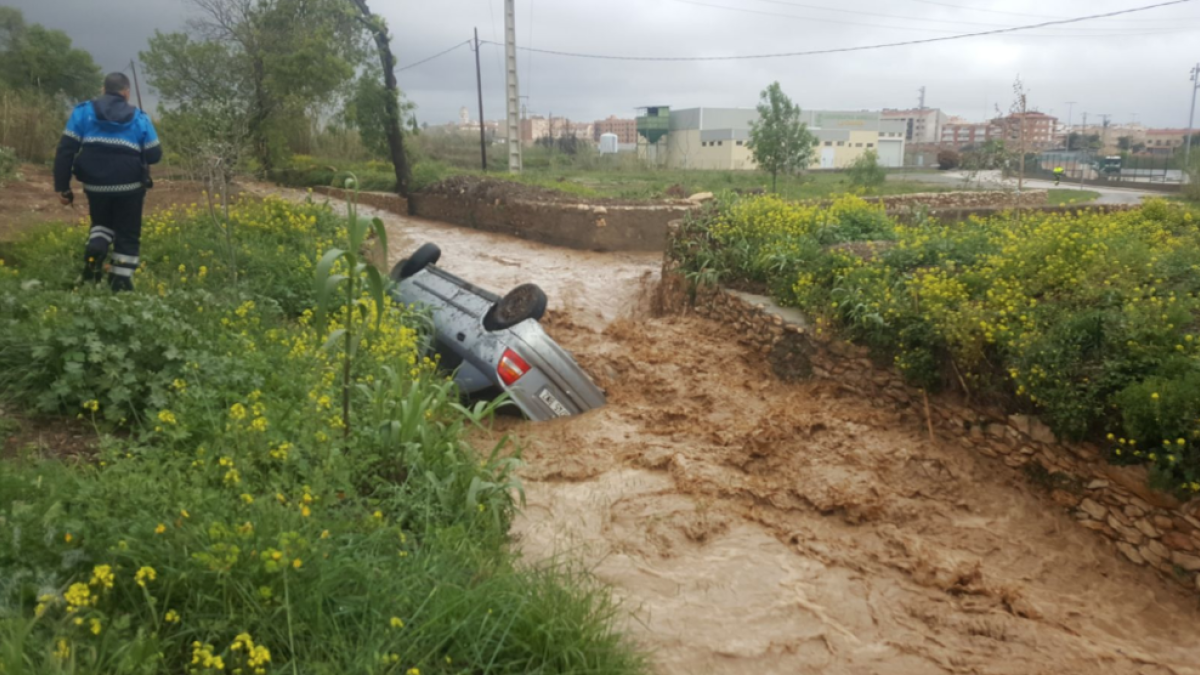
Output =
[{"x1": 476, "y1": 0, "x2": 1194, "y2": 62}]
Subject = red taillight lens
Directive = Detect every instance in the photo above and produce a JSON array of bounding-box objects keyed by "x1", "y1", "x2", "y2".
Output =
[{"x1": 497, "y1": 348, "x2": 531, "y2": 386}]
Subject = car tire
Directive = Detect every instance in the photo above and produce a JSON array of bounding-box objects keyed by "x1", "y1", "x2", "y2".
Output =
[
  {"x1": 392, "y1": 243, "x2": 441, "y2": 281},
  {"x1": 484, "y1": 283, "x2": 548, "y2": 331}
]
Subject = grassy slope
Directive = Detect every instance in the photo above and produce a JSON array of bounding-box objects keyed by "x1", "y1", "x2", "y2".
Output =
[{"x1": 1047, "y1": 189, "x2": 1102, "y2": 206}]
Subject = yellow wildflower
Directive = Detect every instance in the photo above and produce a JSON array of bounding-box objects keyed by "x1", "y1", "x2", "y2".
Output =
[{"x1": 135, "y1": 566, "x2": 157, "y2": 587}]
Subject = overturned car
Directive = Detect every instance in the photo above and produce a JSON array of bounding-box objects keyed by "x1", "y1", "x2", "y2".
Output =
[{"x1": 389, "y1": 243, "x2": 605, "y2": 421}]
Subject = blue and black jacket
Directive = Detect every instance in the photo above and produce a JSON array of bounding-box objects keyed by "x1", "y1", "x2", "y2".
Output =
[{"x1": 53, "y1": 94, "x2": 162, "y2": 194}]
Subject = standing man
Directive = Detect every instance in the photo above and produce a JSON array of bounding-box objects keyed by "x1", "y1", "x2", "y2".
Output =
[{"x1": 54, "y1": 72, "x2": 161, "y2": 291}]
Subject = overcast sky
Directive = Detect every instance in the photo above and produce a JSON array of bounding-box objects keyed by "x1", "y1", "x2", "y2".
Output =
[{"x1": 11, "y1": 0, "x2": 1200, "y2": 129}]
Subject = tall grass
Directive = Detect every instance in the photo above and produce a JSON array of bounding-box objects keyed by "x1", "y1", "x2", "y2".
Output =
[
  {"x1": 0, "y1": 89, "x2": 65, "y2": 163},
  {"x1": 0, "y1": 193, "x2": 646, "y2": 674}
]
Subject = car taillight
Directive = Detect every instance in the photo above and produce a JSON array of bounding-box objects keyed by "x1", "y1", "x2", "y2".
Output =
[{"x1": 497, "y1": 348, "x2": 531, "y2": 386}]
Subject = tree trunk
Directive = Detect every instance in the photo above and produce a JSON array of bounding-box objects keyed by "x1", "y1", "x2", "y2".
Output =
[{"x1": 350, "y1": 0, "x2": 411, "y2": 200}]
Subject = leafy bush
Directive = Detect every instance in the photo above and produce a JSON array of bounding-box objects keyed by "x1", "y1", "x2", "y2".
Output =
[
  {"x1": 0, "y1": 195, "x2": 645, "y2": 673},
  {"x1": 678, "y1": 194, "x2": 1200, "y2": 495},
  {"x1": 846, "y1": 150, "x2": 886, "y2": 191},
  {"x1": 937, "y1": 149, "x2": 961, "y2": 171},
  {"x1": 0, "y1": 144, "x2": 20, "y2": 185}
]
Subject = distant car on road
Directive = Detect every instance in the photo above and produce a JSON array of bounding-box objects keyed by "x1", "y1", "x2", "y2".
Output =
[{"x1": 389, "y1": 243, "x2": 606, "y2": 421}]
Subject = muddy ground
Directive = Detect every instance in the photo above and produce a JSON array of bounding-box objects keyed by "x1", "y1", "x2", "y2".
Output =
[
  {"x1": 0, "y1": 164, "x2": 230, "y2": 243},
  {"x1": 10, "y1": 181, "x2": 1200, "y2": 674},
  {"x1": 249, "y1": 185, "x2": 1200, "y2": 675}
]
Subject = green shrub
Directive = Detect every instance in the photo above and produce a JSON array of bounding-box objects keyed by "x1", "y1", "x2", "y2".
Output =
[
  {"x1": 0, "y1": 194, "x2": 645, "y2": 674},
  {"x1": 677, "y1": 195, "x2": 1200, "y2": 494},
  {"x1": 846, "y1": 150, "x2": 886, "y2": 192},
  {"x1": 0, "y1": 144, "x2": 20, "y2": 185}
]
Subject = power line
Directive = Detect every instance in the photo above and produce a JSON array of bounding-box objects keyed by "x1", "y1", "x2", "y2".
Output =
[
  {"x1": 671, "y1": 0, "x2": 982, "y2": 33},
  {"x1": 678, "y1": 0, "x2": 1189, "y2": 34},
  {"x1": 478, "y1": 0, "x2": 1195, "y2": 61},
  {"x1": 397, "y1": 40, "x2": 472, "y2": 72},
  {"x1": 747, "y1": 0, "x2": 1017, "y2": 28}
]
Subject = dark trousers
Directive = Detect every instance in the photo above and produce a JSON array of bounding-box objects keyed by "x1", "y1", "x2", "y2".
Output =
[{"x1": 83, "y1": 189, "x2": 145, "y2": 291}]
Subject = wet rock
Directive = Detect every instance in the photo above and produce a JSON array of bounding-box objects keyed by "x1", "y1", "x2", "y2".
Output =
[
  {"x1": 1028, "y1": 419, "x2": 1057, "y2": 444},
  {"x1": 1108, "y1": 515, "x2": 1144, "y2": 546},
  {"x1": 1079, "y1": 498, "x2": 1108, "y2": 521},
  {"x1": 1116, "y1": 541, "x2": 1146, "y2": 565},
  {"x1": 1171, "y1": 551, "x2": 1200, "y2": 572},
  {"x1": 1133, "y1": 518, "x2": 1160, "y2": 539},
  {"x1": 1139, "y1": 543, "x2": 1164, "y2": 568}
]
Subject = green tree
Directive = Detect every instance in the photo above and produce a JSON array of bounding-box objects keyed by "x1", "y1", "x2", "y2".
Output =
[
  {"x1": 847, "y1": 149, "x2": 886, "y2": 191},
  {"x1": 0, "y1": 8, "x2": 100, "y2": 102},
  {"x1": 345, "y1": 72, "x2": 413, "y2": 161},
  {"x1": 141, "y1": 0, "x2": 366, "y2": 173},
  {"x1": 746, "y1": 81, "x2": 817, "y2": 193},
  {"x1": 348, "y1": 0, "x2": 412, "y2": 198}
]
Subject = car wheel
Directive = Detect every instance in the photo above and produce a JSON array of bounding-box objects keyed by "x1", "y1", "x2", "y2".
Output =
[
  {"x1": 484, "y1": 283, "x2": 548, "y2": 331},
  {"x1": 392, "y1": 243, "x2": 441, "y2": 281}
]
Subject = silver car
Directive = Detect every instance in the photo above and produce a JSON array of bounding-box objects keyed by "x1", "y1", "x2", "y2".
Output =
[{"x1": 389, "y1": 243, "x2": 606, "y2": 421}]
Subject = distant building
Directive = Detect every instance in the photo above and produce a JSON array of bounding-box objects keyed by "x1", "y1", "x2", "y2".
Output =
[
  {"x1": 593, "y1": 115, "x2": 638, "y2": 144},
  {"x1": 882, "y1": 108, "x2": 947, "y2": 144},
  {"x1": 520, "y1": 116, "x2": 593, "y2": 145},
  {"x1": 1144, "y1": 129, "x2": 1192, "y2": 155},
  {"x1": 940, "y1": 118, "x2": 1001, "y2": 147},
  {"x1": 459, "y1": 106, "x2": 470, "y2": 125},
  {"x1": 994, "y1": 111, "x2": 1059, "y2": 151},
  {"x1": 658, "y1": 107, "x2": 905, "y2": 170}
]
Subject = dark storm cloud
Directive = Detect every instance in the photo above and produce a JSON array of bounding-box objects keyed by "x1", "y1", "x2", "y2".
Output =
[{"x1": 10, "y1": 0, "x2": 1200, "y2": 127}]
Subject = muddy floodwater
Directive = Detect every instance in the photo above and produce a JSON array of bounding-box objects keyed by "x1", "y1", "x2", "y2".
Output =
[{"x1": 265, "y1": 187, "x2": 1200, "y2": 675}]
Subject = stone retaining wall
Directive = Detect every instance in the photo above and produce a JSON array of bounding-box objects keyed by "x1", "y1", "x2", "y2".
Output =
[
  {"x1": 891, "y1": 203, "x2": 1138, "y2": 224},
  {"x1": 660, "y1": 266, "x2": 1200, "y2": 594},
  {"x1": 312, "y1": 187, "x2": 409, "y2": 215},
  {"x1": 408, "y1": 194, "x2": 693, "y2": 252},
  {"x1": 865, "y1": 189, "x2": 1048, "y2": 211}
]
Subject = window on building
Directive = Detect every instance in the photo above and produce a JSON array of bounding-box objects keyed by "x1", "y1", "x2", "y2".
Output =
[
  {"x1": 717, "y1": 141, "x2": 723, "y2": 146},
  {"x1": 701, "y1": 141, "x2": 707, "y2": 147},
  {"x1": 736, "y1": 140, "x2": 743, "y2": 146},
  {"x1": 855, "y1": 143, "x2": 863, "y2": 147},
  {"x1": 837, "y1": 141, "x2": 844, "y2": 147},
  {"x1": 824, "y1": 141, "x2": 832, "y2": 146},
  {"x1": 867, "y1": 143, "x2": 874, "y2": 148}
]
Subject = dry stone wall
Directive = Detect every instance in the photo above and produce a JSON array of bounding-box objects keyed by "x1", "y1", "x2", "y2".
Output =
[
  {"x1": 660, "y1": 266, "x2": 1200, "y2": 594},
  {"x1": 865, "y1": 190, "x2": 1048, "y2": 211}
]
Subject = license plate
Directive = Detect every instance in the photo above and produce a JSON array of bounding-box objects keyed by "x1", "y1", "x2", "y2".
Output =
[{"x1": 538, "y1": 388, "x2": 571, "y2": 417}]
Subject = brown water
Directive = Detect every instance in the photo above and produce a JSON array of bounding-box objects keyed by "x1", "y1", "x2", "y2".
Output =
[{"x1": 264, "y1": 187, "x2": 1200, "y2": 675}]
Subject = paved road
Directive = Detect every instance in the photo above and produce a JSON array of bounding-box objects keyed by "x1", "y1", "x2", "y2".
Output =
[{"x1": 899, "y1": 169, "x2": 1156, "y2": 205}]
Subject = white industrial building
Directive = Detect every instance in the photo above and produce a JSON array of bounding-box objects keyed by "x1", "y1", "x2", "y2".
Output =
[{"x1": 650, "y1": 107, "x2": 906, "y2": 171}]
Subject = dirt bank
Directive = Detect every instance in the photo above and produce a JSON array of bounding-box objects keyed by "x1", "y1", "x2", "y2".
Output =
[
  {"x1": 266, "y1": 185, "x2": 1200, "y2": 675},
  {"x1": 0, "y1": 164, "x2": 231, "y2": 243}
]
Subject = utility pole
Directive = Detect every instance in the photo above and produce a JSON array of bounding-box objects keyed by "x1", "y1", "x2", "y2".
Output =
[
  {"x1": 1080, "y1": 112, "x2": 1089, "y2": 190},
  {"x1": 1064, "y1": 101, "x2": 1075, "y2": 149},
  {"x1": 1099, "y1": 114, "x2": 1112, "y2": 151},
  {"x1": 1017, "y1": 92, "x2": 1027, "y2": 195},
  {"x1": 473, "y1": 28, "x2": 487, "y2": 172},
  {"x1": 1186, "y1": 63, "x2": 1199, "y2": 177},
  {"x1": 128, "y1": 59, "x2": 144, "y2": 110},
  {"x1": 918, "y1": 86, "x2": 926, "y2": 110},
  {"x1": 504, "y1": 0, "x2": 521, "y2": 173}
]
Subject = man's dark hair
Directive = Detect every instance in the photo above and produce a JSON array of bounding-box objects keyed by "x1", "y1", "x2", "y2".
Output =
[{"x1": 103, "y1": 72, "x2": 131, "y2": 95}]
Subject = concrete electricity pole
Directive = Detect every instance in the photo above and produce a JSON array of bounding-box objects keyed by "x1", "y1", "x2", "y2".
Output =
[
  {"x1": 1064, "y1": 101, "x2": 1075, "y2": 148},
  {"x1": 473, "y1": 28, "x2": 487, "y2": 172},
  {"x1": 504, "y1": 0, "x2": 522, "y2": 173},
  {"x1": 1185, "y1": 63, "x2": 1199, "y2": 177}
]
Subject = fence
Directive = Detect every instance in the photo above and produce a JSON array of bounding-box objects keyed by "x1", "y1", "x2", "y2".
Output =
[{"x1": 1033, "y1": 152, "x2": 1185, "y2": 187}]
